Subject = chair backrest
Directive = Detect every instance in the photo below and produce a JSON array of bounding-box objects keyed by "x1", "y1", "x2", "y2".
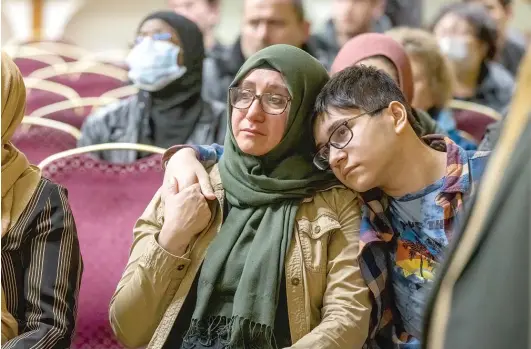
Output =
[
  {"x1": 40, "y1": 152, "x2": 164, "y2": 349},
  {"x1": 14, "y1": 57, "x2": 55, "y2": 77},
  {"x1": 28, "y1": 97, "x2": 117, "y2": 128},
  {"x1": 24, "y1": 78, "x2": 81, "y2": 115},
  {"x1": 20, "y1": 41, "x2": 89, "y2": 61},
  {"x1": 38, "y1": 143, "x2": 166, "y2": 168},
  {"x1": 457, "y1": 130, "x2": 478, "y2": 145},
  {"x1": 448, "y1": 99, "x2": 502, "y2": 142},
  {"x1": 29, "y1": 61, "x2": 129, "y2": 82},
  {"x1": 6, "y1": 45, "x2": 68, "y2": 76},
  {"x1": 12, "y1": 118, "x2": 80, "y2": 164},
  {"x1": 100, "y1": 85, "x2": 138, "y2": 100},
  {"x1": 47, "y1": 73, "x2": 128, "y2": 98}
]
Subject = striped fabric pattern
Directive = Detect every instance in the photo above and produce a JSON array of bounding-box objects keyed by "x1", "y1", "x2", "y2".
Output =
[
  {"x1": 1, "y1": 178, "x2": 83, "y2": 349},
  {"x1": 357, "y1": 136, "x2": 490, "y2": 348}
]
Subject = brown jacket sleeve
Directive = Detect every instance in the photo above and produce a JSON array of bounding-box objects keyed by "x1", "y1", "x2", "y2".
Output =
[{"x1": 109, "y1": 189, "x2": 192, "y2": 348}]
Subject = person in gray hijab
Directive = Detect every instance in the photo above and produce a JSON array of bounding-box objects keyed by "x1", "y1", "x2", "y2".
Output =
[{"x1": 79, "y1": 11, "x2": 226, "y2": 164}]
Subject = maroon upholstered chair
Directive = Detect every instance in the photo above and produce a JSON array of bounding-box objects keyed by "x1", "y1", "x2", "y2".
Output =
[
  {"x1": 448, "y1": 99, "x2": 502, "y2": 142},
  {"x1": 46, "y1": 73, "x2": 128, "y2": 98},
  {"x1": 12, "y1": 118, "x2": 80, "y2": 164},
  {"x1": 13, "y1": 57, "x2": 51, "y2": 76},
  {"x1": 28, "y1": 97, "x2": 117, "y2": 129},
  {"x1": 41, "y1": 150, "x2": 164, "y2": 349},
  {"x1": 16, "y1": 40, "x2": 87, "y2": 62},
  {"x1": 24, "y1": 78, "x2": 80, "y2": 115},
  {"x1": 28, "y1": 61, "x2": 128, "y2": 97}
]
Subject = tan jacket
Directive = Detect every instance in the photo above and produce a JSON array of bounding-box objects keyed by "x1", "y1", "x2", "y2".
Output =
[{"x1": 109, "y1": 165, "x2": 371, "y2": 349}]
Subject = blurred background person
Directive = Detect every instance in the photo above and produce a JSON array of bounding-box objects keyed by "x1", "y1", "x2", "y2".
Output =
[
  {"x1": 464, "y1": 0, "x2": 527, "y2": 76},
  {"x1": 316, "y1": 0, "x2": 387, "y2": 59},
  {"x1": 432, "y1": 2, "x2": 515, "y2": 113},
  {"x1": 168, "y1": 0, "x2": 223, "y2": 56},
  {"x1": 387, "y1": 27, "x2": 477, "y2": 150},
  {"x1": 385, "y1": 0, "x2": 424, "y2": 28},
  {"x1": 79, "y1": 11, "x2": 226, "y2": 164},
  {"x1": 203, "y1": 0, "x2": 332, "y2": 103},
  {"x1": 330, "y1": 32, "x2": 444, "y2": 136}
]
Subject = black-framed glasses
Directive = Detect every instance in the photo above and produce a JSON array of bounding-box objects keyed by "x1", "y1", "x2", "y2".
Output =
[
  {"x1": 313, "y1": 107, "x2": 386, "y2": 171},
  {"x1": 229, "y1": 87, "x2": 292, "y2": 115}
]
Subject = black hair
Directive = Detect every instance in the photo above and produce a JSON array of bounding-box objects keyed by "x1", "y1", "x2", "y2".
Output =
[
  {"x1": 431, "y1": 2, "x2": 498, "y2": 60},
  {"x1": 314, "y1": 65, "x2": 423, "y2": 137}
]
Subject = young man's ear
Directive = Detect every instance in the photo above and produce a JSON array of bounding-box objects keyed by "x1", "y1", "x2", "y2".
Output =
[{"x1": 388, "y1": 101, "x2": 408, "y2": 134}]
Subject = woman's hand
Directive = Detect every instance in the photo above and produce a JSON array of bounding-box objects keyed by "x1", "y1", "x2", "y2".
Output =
[
  {"x1": 164, "y1": 148, "x2": 215, "y2": 200},
  {"x1": 158, "y1": 180, "x2": 212, "y2": 256}
]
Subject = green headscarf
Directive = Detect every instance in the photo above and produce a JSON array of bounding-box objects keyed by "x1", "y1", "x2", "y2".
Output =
[{"x1": 186, "y1": 45, "x2": 336, "y2": 348}]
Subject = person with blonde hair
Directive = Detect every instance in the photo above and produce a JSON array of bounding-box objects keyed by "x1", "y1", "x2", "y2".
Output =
[
  {"x1": 387, "y1": 27, "x2": 477, "y2": 150},
  {"x1": 1, "y1": 52, "x2": 83, "y2": 349}
]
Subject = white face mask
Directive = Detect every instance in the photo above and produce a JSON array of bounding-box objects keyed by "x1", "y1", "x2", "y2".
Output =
[
  {"x1": 126, "y1": 37, "x2": 187, "y2": 92},
  {"x1": 438, "y1": 36, "x2": 469, "y2": 63}
]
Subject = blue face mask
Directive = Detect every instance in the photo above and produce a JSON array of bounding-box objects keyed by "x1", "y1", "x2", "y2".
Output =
[{"x1": 126, "y1": 37, "x2": 187, "y2": 92}]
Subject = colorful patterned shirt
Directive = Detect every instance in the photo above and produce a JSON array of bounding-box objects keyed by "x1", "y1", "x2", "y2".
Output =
[{"x1": 358, "y1": 136, "x2": 489, "y2": 348}]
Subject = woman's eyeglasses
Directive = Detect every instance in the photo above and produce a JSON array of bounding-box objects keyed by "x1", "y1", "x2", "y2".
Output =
[
  {"x1": 229, "y1": 87, "x2": 291, "y2": 115},
  {"x1": 313, "y1": 107, "x2": 386, "y2": 171}
]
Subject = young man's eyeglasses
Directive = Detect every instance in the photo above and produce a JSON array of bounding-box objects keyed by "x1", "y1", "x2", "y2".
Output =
[
  {"x1": 229, "y1": 87, "x2": 292, "y2": 115},
  {"x1": 313, "y1": 107, "x2": 386, "y2": 171}
]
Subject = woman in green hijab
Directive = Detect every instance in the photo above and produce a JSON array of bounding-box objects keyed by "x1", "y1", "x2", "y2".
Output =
[{"x1": 109, "y1": 45, "x2": 371, "y2": 349}]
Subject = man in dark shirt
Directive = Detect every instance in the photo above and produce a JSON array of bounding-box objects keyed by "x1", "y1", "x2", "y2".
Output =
[
  {"x1": 203, "y1": 0, "x2": 333, "y2": 103},
  {"x1": 169, "y1": 0, "x2": 223, "y2": 56},
  {"x1": 314, "y1": 0, "x2": 387, "y2": 60}
]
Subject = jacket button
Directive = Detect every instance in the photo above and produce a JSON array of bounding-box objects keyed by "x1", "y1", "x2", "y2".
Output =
[
  {"x1": 291, "y1": 278, "x2": 300, "y2": 286},
  {"x1": 314, "y1": 226, "x2": 321, "y2": 234},
  {"x1": 177, "y1": 264, "x2": 185, "y2": 271}
]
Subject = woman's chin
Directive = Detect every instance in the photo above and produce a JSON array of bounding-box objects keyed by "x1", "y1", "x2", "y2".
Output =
[{"x1": 236, "y1": 139, "x2": 270, "y2": 157}]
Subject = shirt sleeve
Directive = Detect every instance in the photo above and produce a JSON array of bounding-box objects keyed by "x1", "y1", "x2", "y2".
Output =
[
  {"x1": 3, "y1": 184, "x2": 83, "y2": 349},
  {"x1": 162, "y1": 144, "x2": 225, "y2": 169}
]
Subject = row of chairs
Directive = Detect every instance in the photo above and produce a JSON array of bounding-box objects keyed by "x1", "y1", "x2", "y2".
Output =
[
  {"x1": 9, "y1": 41, "x2": 134, "y2": 130},
  {"x1": 11, "y1": 41, "x2": 503, "y2": 144}
]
